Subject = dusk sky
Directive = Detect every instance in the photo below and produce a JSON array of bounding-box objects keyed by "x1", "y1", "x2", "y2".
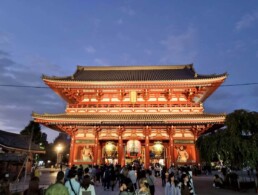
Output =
[{"x1": 0, "y1": 1, "x2": 258, "y2": 142}]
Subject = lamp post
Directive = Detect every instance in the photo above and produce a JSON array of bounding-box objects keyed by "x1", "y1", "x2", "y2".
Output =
[{"x1": 56, "y1": 144, "x2": 63, "y2": 170}]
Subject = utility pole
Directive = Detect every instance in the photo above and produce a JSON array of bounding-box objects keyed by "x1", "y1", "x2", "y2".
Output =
[{"x1": 24, "y1": 125, "x2": 34, "y2": 183}]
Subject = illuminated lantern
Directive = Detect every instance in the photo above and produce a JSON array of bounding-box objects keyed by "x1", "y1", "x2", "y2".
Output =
[
  {"x1": 104, "y1": 142, "x2": 117, "y2": 158},
  {"x1": 152, "y1": 141, "x2": 164, "y2": 158},
  {"x1": 127, "y1": 140, "x2": 141, "y2": 157}
]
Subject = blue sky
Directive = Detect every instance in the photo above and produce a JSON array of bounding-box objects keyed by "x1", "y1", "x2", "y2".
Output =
[{"x1": 0, "y1": 1, "x2": 258, "y2": 142}]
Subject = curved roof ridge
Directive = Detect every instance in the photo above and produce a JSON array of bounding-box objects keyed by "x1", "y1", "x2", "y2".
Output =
[
  {"x1": 42, "y1": 74, "x2": 72, "y2": 80},
  {"x1": 76, "y1": 64, "x2": 193, "y2": 71}
]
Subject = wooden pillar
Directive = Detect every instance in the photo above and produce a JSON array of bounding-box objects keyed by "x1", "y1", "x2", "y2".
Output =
[
  {"x1": 145, "y1": 126, "x2": 150, "y2": 169},
  {"x1": 118, "y1": 126, "x2": 124, "y2": 166},
  {"x1": 167, "y1": 126, "x2": 175, "y2": 167},
  {"x1": 169, "y1": 135, "x2": 174, "y2": 165},
  {"x1": 118, "y1": 136, "x2": 123, "y2": 166},
  {"x1": 69, "y1": 134, "x2": 75, "y2": 167},
  {"x1": 98, "y1": 142, "x2": 102, "y2": 165},
  {"x1": 145, "y1": 136, "x2": 150, "y2": 169}
]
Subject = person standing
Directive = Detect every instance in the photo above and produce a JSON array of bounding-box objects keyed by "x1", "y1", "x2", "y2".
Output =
[{"x1": 165, "y1": 173, "x2": 180, "y2": 195}]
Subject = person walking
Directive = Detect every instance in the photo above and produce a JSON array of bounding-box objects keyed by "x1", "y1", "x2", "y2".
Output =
[
  {"x1": 137, "y1": 178, "x2": 151, "y2": 195},
  {"x1": 45, "y1": 171, "x2": 69, "y2": 195},
  {"x1": 165, "y1": 173, "x2": 180, "y2": 195},
  {"x1": 179, "y1": 173, "x2": 194, "y2": 195},
  {"x1": 65, "y1": 170, "x2": 80, "y2": 195},
  {"x1": 23, "y1": 176, "x2": 41, "y2": 195},
  {"x1": 79, "y1": 175, "x2": 96, "y2": 195},
  {"x1": 146, "y1": 170, "x2": 155, "y2": 195}
]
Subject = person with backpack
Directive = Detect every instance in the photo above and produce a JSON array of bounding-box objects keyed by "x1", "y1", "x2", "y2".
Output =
[
  {"x1": 79, "y1": 175, "x2": 95, "y2": 195},
  {"x1": 65, "y1": 170, "x2": 80, "y2": 195}
]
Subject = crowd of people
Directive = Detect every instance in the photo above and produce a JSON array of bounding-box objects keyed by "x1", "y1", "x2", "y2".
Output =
[{"x1": 0, "y1": 163, "x2": 198, "y2": 195}]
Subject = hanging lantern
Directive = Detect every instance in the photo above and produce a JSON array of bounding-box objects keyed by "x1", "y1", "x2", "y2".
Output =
[
  {"x1": 152, "y1": 141, "x2": 164, "y2": 158},
  {"x1": 127, "y1": 140, "x2": 141, "y2": 157},
  {"x1": 104, "y1": 142, "x2": 117, "y2": 158}
]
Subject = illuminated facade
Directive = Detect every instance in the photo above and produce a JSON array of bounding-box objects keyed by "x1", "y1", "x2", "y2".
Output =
[{"x1": 33, "y1": 64, "x2": 227, "y2": 167}]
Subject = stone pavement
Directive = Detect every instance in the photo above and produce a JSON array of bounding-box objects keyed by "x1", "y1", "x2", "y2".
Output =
[{"x1": 10, "y1": 168, "x2": 257, "y2": 194}]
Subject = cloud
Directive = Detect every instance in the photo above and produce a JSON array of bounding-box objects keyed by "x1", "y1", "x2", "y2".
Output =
[
  {"x1": 85, "y1": 45, "x2": 96, "y2": 54},
  {"x1": 116, "y1": 18, "x2": 124, "y2": 25},
  {"x1": 160, "y1": 27, "x2": 198, "y2": 64},
  {"x1": 226, "y1": 40, "x2": 246, "y2": 54},
  {"x1": 94, "y1": 58, "x2": 108, "y2": 65},
  {"x1": 235, "y1": 11, "x2": 258, "y2": 31},
  {"x1": 0, "y1": 32, "x2": 11, "y2": 44},
  {"x1": 0, "y1": 50, "x2": 9, "y2": 57},
  {"x1": 144, "y1": 49, "x2": 152, "y2": 55},
  {"x1": 0, "y1": 49, "x2": 65, "y2": 142},
  {"x1": 120, "y1": 6, "x2": 135, "y2": 16}
]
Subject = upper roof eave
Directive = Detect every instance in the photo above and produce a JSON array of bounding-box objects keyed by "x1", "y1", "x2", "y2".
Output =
[{"x1": 42, "y1": 73, "x2": 227, "y2": 84}]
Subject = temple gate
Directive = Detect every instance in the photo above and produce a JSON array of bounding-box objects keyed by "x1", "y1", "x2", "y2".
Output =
[{"x1": 33, "y1": 64, "x2": 227, "y2": 168}]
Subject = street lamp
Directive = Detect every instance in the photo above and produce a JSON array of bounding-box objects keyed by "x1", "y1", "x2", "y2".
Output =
[{"x1": 55, "y1": 144, "x2": 63, "y2": 170}]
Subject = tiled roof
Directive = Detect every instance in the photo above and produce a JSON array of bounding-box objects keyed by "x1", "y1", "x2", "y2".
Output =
[
  {"x1": 0, "y1": 153, "x2": 26, "y2": 162},
  {"x1": 42, "y1": 64, "x2": 227, "y2": 81},
  {"x1": 0, "y1": 130, "x2": 44, "y2": 152},
  {"x1": 33, "y1": 113, "x2": 225, "y2": 125}
]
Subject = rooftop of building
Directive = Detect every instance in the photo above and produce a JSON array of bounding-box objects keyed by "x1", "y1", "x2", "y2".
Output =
[
  {"x1": 42, "y1": 64, "x2": 227, "y2": 81},
  {"x1": 0, "y1": 130, "x2": 44, "y2": 152}
]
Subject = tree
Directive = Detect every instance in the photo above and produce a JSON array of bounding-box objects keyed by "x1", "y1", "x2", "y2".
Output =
[
  {"x1": 196, "y1": 109, "x2": 258, "y2": 168},
  {"x1": 20, "y1": 121, "x2": 44, "y2": 144},
  {"x1": 53, "y1": 132, "x2": 71, "y2": 164}
]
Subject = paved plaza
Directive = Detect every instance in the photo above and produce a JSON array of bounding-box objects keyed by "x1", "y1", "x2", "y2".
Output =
[{"x1": 10, "y1": 168, "x2": 257, "y2": 195}]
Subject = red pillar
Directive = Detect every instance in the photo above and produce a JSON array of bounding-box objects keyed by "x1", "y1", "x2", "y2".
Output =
[
  {"x1": 170, "y1": 136, "x2": 174, "y2": 165},
  {"x1": 94, "y1": 134, "x2": 99, "y2": 165},
  {"x1": 118, "y1": 136, "x2": 124, "y2": 166},
  {"x1": 167, "y1": 142, "x2": 171, "y2": 168},
  {"x1": 145, "y1": 135, "x2": 150, "y2": 169},
  {"x1": 98, "y1": 142, "x2": 102, "y2": 165}
]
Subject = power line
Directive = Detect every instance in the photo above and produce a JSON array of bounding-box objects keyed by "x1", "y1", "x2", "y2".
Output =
[
  {"x1": 221, "y1": 82, "x2": 258, "y2": 87},
  {"x1": 0, "y1": 84, "x2": 48, "y2": 89},
  {"x1": 0, "y1": 82, "x2": 258, "y2": 89}
]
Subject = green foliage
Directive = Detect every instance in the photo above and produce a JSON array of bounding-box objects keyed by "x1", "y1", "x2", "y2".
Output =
[
  {"x1": 53, "y1": 133, "x2": 71, "y2": 164},
  {"x1": 196, "y1": 109, "x2": 258, "y2": 168},
  {"x1": 20, "y1": 121, "x2": 44, "y2": 144}
]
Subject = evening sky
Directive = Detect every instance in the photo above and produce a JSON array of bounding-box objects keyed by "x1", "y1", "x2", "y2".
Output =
[{"x1": 0, "y1": 1, "x2": 258, "y2": 141}]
